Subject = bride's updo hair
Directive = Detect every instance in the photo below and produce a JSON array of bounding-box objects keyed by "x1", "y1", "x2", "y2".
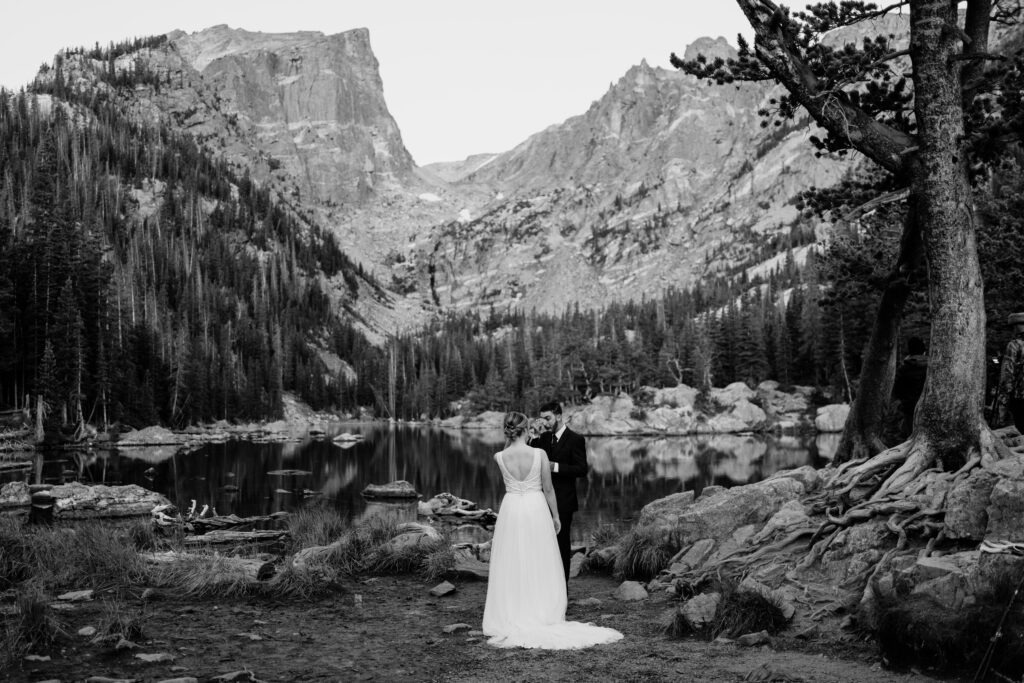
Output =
[{"x1": 503, "y1": 411, "x2": 530, "y2": 441}]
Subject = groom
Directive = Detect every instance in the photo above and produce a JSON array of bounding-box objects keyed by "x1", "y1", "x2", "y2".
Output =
[{"x1": 532, "y1": 400, "x2": 589, "y2": 583}]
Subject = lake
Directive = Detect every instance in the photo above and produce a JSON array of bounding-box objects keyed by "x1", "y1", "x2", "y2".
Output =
[{"x1": 2, "y1": 424, "x2": 838, "y2": 544}]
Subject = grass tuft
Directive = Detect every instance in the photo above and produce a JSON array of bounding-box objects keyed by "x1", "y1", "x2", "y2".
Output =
[
  {"x1": 590, "y1": 524, "x2": 622, "y2": 549},
  {"x1": 422, "y1": 543, "x2": 458, "y2": 581},
  {"x1": 1, "y1": 587, "x2": 66, "y2": 666},
  {"x1": 99, "y1": 597, "x2": 146, "y2": 642},
  {"x1": 613, "y1": 525, "x2": 673, "y2": 581},
  {"x1": 0, "y1": 516, "x2": 32, "y2": 589},
  {"x1": 708, "y1": 589, "x2": 788, "y2": 639},
  {"x1": 286, "y1": 505, "x2": 349, "y2": 552}
]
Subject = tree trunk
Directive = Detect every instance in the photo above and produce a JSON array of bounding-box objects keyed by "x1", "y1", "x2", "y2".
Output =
[
  {"x1": 834, "y1": 200, "x2": 922, "y2": 463},
  {"x1": 908, "y1": 0, "x2": 987, "y2": 470}
]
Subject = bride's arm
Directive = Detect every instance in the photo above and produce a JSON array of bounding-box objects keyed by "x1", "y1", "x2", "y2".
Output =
[{"x1": 539, "y1": 450, "x2": 561, "y2": 534}]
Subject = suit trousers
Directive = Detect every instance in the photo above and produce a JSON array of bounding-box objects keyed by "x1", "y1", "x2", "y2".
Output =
[{"x1": 556, "y1": 510, "x2": 574, "y2": 583}]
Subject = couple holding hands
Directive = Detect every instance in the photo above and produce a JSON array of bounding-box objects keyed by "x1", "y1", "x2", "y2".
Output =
[{"x1": 481, "y1": 401, "x2": 623, "y2": 650}]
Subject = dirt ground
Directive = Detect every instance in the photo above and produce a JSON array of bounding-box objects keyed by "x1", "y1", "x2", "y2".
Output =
[{"x1": 4, "y1": 574, "x2": 939, "y2": 683}]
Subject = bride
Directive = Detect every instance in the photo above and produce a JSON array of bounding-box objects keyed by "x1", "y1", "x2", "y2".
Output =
[{"x1": 482, "y1": 411, "x2": 624, "y2": 649}]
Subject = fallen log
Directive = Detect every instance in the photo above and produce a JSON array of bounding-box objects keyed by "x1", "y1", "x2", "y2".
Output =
[
  {"x1": 183, "y1": 529, "x2": 288, "y2": 546},
  {"x1": 188, "y1": 512, "x2": 290, "y2": 533},
  {"x1": 141, "y1": 551, "x2": 276, "y2": 582}
]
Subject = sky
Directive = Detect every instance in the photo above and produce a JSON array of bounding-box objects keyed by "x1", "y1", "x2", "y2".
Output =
[{"x1": 0, "y1": 1, "x2": 751, "y2": 165}]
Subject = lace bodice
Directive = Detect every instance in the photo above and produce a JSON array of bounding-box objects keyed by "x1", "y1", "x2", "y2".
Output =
[{"x1": 497, "y1": 448, "x2": 542, "y2": 494}]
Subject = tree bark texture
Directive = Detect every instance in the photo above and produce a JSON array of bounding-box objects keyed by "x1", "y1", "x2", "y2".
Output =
[{"x1": 909, "y1": 0, "x2": 987, "y2": 469}]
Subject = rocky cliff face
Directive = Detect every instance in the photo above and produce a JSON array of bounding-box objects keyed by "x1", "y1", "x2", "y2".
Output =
[
  {"x1": 171, "y1": 25, "x2": 415, "y2": 206},
  {"x1": 412, "y1": 51, "x2": 849, "y2": 313}
]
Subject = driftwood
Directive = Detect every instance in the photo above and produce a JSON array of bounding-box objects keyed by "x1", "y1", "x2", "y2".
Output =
[
  {"x1": 183, "y1": 529, "x2": 288, "y2": 546},
  {"x1": 419, "y1": 492, "x2": 497, "y2": 525},
  {"x1": 141, "y1": 551, "x2": 276, "y2": 582},
  {"x1": 188, "y1": 512, "x2": 290, "y2": 534}
]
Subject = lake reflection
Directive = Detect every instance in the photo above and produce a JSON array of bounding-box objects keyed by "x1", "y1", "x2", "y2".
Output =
[{"x1": 3, "y1": 425, "x2": 835, "y2": 543}]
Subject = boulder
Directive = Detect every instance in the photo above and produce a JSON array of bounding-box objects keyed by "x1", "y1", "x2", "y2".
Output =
[
  {"x1": 462, "y1": 411, "x2": 505, "y2": 430},
  {"x1": 729, "y1": 399, "x2": 768, "y2": 431},
  {"x1": 681, "y1": 592, "x2": 721, "y2": 629},
  {"x1": 944, "y1": 469, "x2": 998, "y2": 540},
  {"x1": 819, "y1": 521, "x2": 891, "y2": 583},
  {"x1": 702, "y1": 412, "x2": 752, "y2": 434},
  {"x1": 0, "y1": 480, "x2": 30, "y2": 508},
  {"x1": 750, "y1": 499, "x2": 812, "y2": 545},
  {"x1": 44, "y1": 482, "x2": 170, "y2": 518},
  {"x1": 814, "y1": 404, "x2": 850, "y2": 432},
  {"x1": 361, "y1": 480, "x2": 419, "y2": 499},
  {"x1": 768, "y1": 466, "x2": 820, "y2": 493},
  {"x1": 711, "y1": 382, "x2": 755, "y2": 407},
  {"x1": 638, "y1": 491, "x2": 694, "y2": 526},
  {"x1": 614, "y1": 580, "x2": 648, "y2": 601},
  {"x1": 669, "y1": 538, "x2": 716, "y2": 573},
  {"x1": 904, "y1": 551, "x2": 979, "y2": 611},
  {"x1": 644, "y1": 477, "x2": 807, "y2": 550},
  {"x1": 568, "y1": 395, "x2": 644, "y2": 435},
  {"x1": 985, "y1": 479, "x2": 1024, "y2": 542},
  {"x1": 645, "y1": 406, "x2": 698, "y2": 433},
  {"x1": 652, "y1": 384, "x2": 699, "y2": 409}
]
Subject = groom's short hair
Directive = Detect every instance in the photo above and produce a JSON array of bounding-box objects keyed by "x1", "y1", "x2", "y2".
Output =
[{"x1": 539, "y1": 401, "x2": 562, "y2": 415}]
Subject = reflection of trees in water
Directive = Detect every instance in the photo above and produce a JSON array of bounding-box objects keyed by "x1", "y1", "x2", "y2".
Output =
[{"x1": 59, "y1": 428, "x2": 821, "y2": 541}]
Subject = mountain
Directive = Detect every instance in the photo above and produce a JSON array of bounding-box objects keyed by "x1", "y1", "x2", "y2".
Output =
[
  {"x1": 412, "y1": 55, "x2": 847, "y2": 313},
  {"x1": 31, "y1": 16, "x2": 938, "y2": 325}
]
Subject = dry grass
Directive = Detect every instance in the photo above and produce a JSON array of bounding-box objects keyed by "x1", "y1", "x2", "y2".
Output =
[
  {"x1": 614, "y1": 525, "x2": 673, "y2": 581},
  {"x1": 147, "y1": 552, "x2": 263, "y2": 598},
  {"x1": 422, "y1": 543, "x2": 458, "y2": 581},
  {"x1": 16, "y1": 522, "x2": 146, "y2": 594},
  {"x1": 285, "y1": 505, "x2": 349, "y2": 552},
  {"x1": 98, "y1": 597, "x2": 146, "y2": 642},
  {"x1": 0, "y1": 516, "x2": 31, "y2": 589},
  {"x1": 1, "y1": 587, "x2": 66, "y2": 667}
]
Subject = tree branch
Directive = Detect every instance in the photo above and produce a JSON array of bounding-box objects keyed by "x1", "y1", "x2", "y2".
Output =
[{"x1": 735, "y1": 0, "x2": 916, "y2": 176}]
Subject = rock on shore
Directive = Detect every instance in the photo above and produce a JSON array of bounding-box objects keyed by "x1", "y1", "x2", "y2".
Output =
[{"x1": 440, "y1": 382, "x2": 848, "y2": 436}]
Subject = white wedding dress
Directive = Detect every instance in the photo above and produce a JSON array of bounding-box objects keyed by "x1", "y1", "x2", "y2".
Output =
[{"x1": 482, "y1": 447, "x2": 624, "y2": 649}]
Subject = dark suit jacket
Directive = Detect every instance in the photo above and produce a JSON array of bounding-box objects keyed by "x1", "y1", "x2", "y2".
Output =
[{"x1": 531, "y1": 427, "x2": 589, "y2": 513}]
